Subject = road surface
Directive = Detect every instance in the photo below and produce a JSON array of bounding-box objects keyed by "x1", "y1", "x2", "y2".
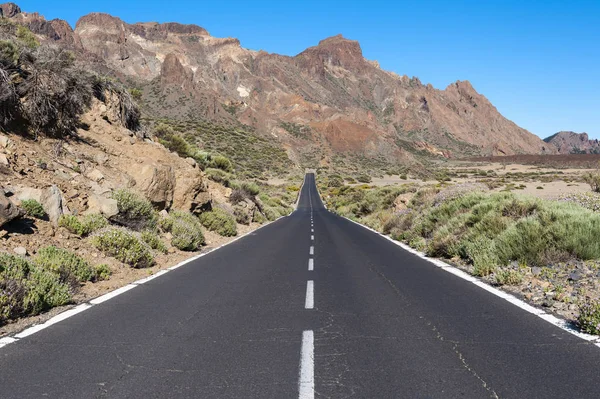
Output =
[{"x1": 1, "y1": 173, "x2": 600, "y2": 398}]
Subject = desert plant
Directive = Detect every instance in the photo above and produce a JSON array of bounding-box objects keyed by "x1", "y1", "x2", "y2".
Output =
[
  {"x1": 159, "y1": 211, "x2": 205, "y2": 251},
  {"x1": 141, "y1": 230, "x2": 168, "y2": 254},
  {"x1": 495, "y1": 269, "x2": 524, "y2": 286},
  {"x1": 584, "y1": 172, "x2": 600, "y2": 193},
  {"x1": 578, "y1": 300, "x2": 600, "y2": 335},
  {"x1": 92, "y1": 228, "x2": 154, "y2": 268},
  {"x1": 111, "y1": 189, "x2": 157, "y2": 230},
  {"x1": 205, "y1": 168, "x2": 233, "y2": 186},
  {"x1": 33, "y1": 246, "x2": 94, "y2": 283},
  {"x1": 94, "y1": 264, "x2": 112, "y2": 281},
  {"x1": 209, "y1": 155, "x2": 233, "y2": 172},
  {"x1": 58, "y1": 214, "x2": 108, "y2": 236},
  {"x1": 199, "y1": 208, "x2": 237, "y2": 237},
  {"x1": 20, "y1": 199, "x2": 46, "y2": 219}
]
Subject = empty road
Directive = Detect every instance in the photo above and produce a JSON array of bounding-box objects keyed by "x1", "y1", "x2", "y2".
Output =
[{"x1": 1, "y1": 173, "x2": 600, "y2": 398}]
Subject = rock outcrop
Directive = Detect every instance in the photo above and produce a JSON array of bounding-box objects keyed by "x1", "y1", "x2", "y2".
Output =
[
  {"x1": 544, "y1": 131, "x2": 600, "y2": 154},
  {"x1": 0, "y1": 190, "x2": 22, "y2": 227}
]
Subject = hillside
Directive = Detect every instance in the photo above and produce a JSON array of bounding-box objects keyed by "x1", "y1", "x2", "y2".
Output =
[
  {"x1": 1, "y1": 2, "x2": 555, "y2": 170},
  {"x1": 543, "y1": 131, "x2": 600, "y2": 154}
]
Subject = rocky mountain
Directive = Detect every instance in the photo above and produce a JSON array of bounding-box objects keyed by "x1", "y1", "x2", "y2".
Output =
[
  {"x1": 1, "y1": 2, "x2": 556, "y2": 165},
  {"x1": 543, "y1": 131, "x2": 600, "y2": 154}
]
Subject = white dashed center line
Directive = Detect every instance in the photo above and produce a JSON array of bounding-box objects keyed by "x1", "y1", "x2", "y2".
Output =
[
  {"x1": 309, "y1": 246, "x2": 314, "y2": 255},
  {"x1": 299, "y1": 330, "x2": 315, "y2": 399},
  {"x1": 305, "y1": 280, "x2": 314, "y2": 309},
  {"x1": 308, "y1": 258, "x2": 314, "y2": 271}
]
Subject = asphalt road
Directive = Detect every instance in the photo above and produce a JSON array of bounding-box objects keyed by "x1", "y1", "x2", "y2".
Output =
[{"x1": 2, "y1": 173, "x2": 600, "y2": 398}]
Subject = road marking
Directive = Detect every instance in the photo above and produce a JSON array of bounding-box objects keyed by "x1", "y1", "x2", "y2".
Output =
[
  {"x1": 305, "y1": 280, "x2": 314, "y2": 309},
  {"x1": 309, "y1": 246, "x2": 314, "y2": 255},
  {"x1": 299, "y1": 330, "x2": 315, "y2": 399},
  {"x1": 308, "y1": 258, "x2": 314, "y2": 271},
  {"x1": 311, "y1": 228, "x2": 314, "y2": 232},
  {"x1": 311, "y1": 235, "x2": 314, "y2": 241}
]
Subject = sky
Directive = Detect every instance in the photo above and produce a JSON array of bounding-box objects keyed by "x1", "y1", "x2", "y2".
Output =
[{"x1": 15, "y1": 0, "x2": 600, "y2": 139}]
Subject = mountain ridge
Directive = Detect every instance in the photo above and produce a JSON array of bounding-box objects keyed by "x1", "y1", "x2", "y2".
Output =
[{"x1": 1, "y1": 2, "x2": 556, "y2": 165}]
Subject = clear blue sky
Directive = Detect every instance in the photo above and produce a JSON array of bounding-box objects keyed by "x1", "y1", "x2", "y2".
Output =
[{"x1": 16, "y1": 0, "x2": 600, "y2": 139}]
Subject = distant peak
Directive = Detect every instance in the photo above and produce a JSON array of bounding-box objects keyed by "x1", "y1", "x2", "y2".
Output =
[{"x1": 0, "y1": 2, "x2": 22, "y2": 18}]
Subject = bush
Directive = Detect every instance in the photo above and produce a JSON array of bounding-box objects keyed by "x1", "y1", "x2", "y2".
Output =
[
  {"x1": 111, "y1": 189, "x2": 157, "y2": 230},
  {"x1": 583, "y1": 172, "x2": 600, "y2": 193},
  {"x1": 240, "y1": 181, "x2": 260, "y2": 196},
  {"x1": 209, "y1": 155, "x2": 233, "y2": 172},
  {"x1": 58, "y1": 214, "x2": 108, "y2": 236},
  {"x1": 160, "y1": 211, "x2": 205, "y2": 251},
  {"x1": 94, "y1": 264, "x2": 111, "y2": 281},
  {"x1": 21, "y1": 199, "x2": 46, "y2": 219},
  {"x1": 356, "y1": 174, "x2": 372, "y2": 183},
  {"x1": 205, "y1": 168, "x2": 233, "y2": 186},
  {"x1": 0, "y1": 253, "x2": 72, "y2": 322},
  {"x1": 495, "y1": 269, "x2": 523, "y2": 286},
  {"x1": 33, "y1": 246, "x2": 94, "y2": 283},
  {"x1": 199, "y1": 208, "x2": 237, "y2": 237},
  {"x1": 141, "y1": 230, "x2": 168, "y2": 254},
  {"x1": 92, "y1": 228, "x2": 154, "y2": 268},
  {"x1": 578, "y1": 300, "x2": 600, "y2": 335}
]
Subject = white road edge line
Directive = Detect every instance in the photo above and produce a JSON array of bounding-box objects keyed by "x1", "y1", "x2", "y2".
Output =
[
  {"x1": 342, "y1": 216, "x2": 600, "y2": 345},
  {"x1": 309, "y1": 246, "x2": 314, "y2": 255},
  {"x1": 308, "y1": 258, "x2": 314, "y2": 271},
  {"x1": 0, "y1": 214, "x2": 291, "y2": 350},
  {"x1": 305, "y1": 280, "x2": 314, "y2": 309},
  {"x1": 299, "y1": 330, "x2": 315, "y2": 399}
]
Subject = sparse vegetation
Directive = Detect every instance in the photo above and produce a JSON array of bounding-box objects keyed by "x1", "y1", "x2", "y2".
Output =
[
  {"x1": 578, "y1": 300, "x2": 600, "y2": 335},
  {"x1": 58, "y1": 214, "x2": 108, "y2": 237},
  {"x1": 92, "y1": 228, "x2": 154, "y2": 268},
  {"x1": 199, "y1": 208, "x2": 237, "y2": 237},
  {"x1": 141, "y1": 230, "x2": 168, "y2": 254},
  {"x1": 111, "y1": 189, "x2": 158, "y2": 231},
  {"x1": 160, "y1": 211, "x2": 205, "y2": 251},
  {"x1": 20, "y1": 199, "x2": 46, "y2": 219},
  {"x1": 33, "y1": 246, "x2": 94, "y2": 283}
]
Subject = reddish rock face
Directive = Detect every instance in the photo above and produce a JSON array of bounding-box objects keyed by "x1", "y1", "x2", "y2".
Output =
[
  {"x1": 544, "y1": 131, "x2": 600, "y2": 154},
  {"x1": 0, "y1": 2, "x2": 21, "y2": 18},
  {"x1": 2, "y1": 3, "x2": 556, "y2": 161}
]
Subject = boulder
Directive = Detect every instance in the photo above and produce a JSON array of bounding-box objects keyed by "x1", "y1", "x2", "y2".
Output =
[
  {"x1": 13, "y1": 186, "x2": 43, "y2": 203},
  {"x1": 130, "y1": 164, "x2": 175, "y2": 210},
  {"x1": 233, "y1": 198, "x2": 256, "y2": 225},
  {"x1": 0, "y1": 153, "x2": 9, "y2": 166},
  {"x1": 41, "y1": 185, "x2": 69, "y2": 226},
  {"x1": 173, "y1": 168, "x2": 209, "y2": 212},
  {"x1": 394, "y1": 193, "x2": 413, "y2": 211},
  {"x1": 0, "y1": 135, "x2": 10, "y2": 148},
  {"x1": 0, "y1": 190, "x2": 22, "y2": 227},
  {"x1": 87, "y1": 169, "x2": 105, "y2": 182},
  {"x1": 13, "y1": 246, "x2": 27, "y2": 256},
  {"x1": 85, "y1": 193, "x2": 119, "y2": 218}
]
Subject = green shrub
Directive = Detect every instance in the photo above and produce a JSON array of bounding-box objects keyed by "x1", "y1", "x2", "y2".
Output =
[
  {"x1": 59, "y1": 214, "x2": 108, "y2": 236},
  {"x1": 33, "y1": 246, "x2": 94, "y2": 283},
  {"x1": 160, "y1": 211, "x2": 205, "y2": 251},
  {"x1": 111, "y1": 189, "x2": 157, "y2": 230},
  {"x1": 240, "y1": 181, "x2": 260, "y2": 196},
  {"x1": 21, "y1": 199, "x2": 46, "y2": 219},
  {"x1": 495, "y1": 269, "x2": 523, "y2": 285},
  {"x1": 199, "y1": 208, "x2": 237, "y2": 237},
  {"x1": 253, "y1": 211, "x2": 267, "y2": 224},
  {"x1": 356, "y1": 174, "x2": 372, "y2": 183},
  {"x1": 578, "y1": 300, "x2": 600, "y2": 334},
  {"x1": 94, "y1": 264, "x2": 111, "y2": 281},
  {"x1": 205, "y1": 168, "x2": 233, "y2": 186},
  {"x1": 92, "y1": 228, "x2": 154, "y2": 268},
  {"x1": 584, "y1": 172, "x2": 600, "y2": 193},
  {"x1": 209, "y1": 155, "x2": 233, "y2": 172},
  {"x1": 141, "y1": 230, "x2": 168, "y2": 254},
  {"x1": 16, "y1": 25, "x2": 39, "y2": 49},
  {"x1": 24, "y1": 267, "x2": 72, "y2": 314}
]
